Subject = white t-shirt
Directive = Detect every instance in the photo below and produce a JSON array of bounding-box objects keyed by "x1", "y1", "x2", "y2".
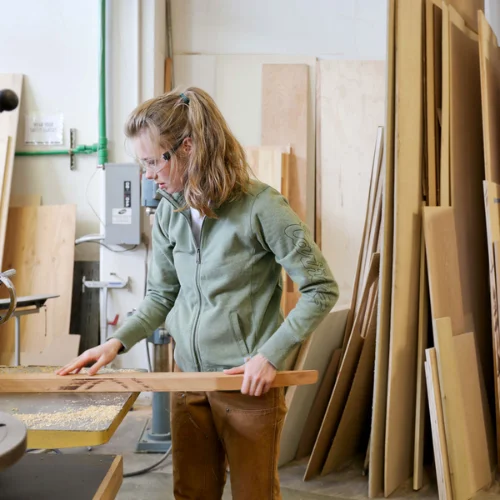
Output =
[{"x1": 190, "y1": 207, "x2": 205, "y2": 247}]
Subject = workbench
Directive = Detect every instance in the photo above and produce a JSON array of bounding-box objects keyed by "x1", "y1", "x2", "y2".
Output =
[{"x1": 0, "y1": 366, "x2": 139, "y2": 449}]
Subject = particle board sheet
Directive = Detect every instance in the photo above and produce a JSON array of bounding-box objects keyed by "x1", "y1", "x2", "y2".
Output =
[
  {"x1": 0, "y1": 205, "x2": 77, "y2": 365},
  {"x1": 261, "y1": 64, "x2": 308, "y2": 226},
  {"x1": 425, "y1": 0, "x2": 443, "y2": 206},
  {"x1": 322, "y1": 290, "x2": 378, "y2": 474},
  {"x1": 413, "y1": 217, "x2": 430, "y2": 491},
  {"x1": 384, "y1": 0, "x2": 424, "y2": 495},
  {"x1": 0, "y1": 74, "x2": 23, "y2": 266},
  {"x1": 479, "y1": 11, "x2": 500, "y2": 185},
  {"x1": 368, "y1": 0, "x2": 396, "y2": 496},
  {"x1": 318, "y1": 60, "x2": 385, "y2": 311},
  {"x1": 296, "y1": 347, "x2": 342, "y2": 459},
  {"x1": 449, "y1": 6, "x2": 493, "y2": 409},
  {"x1": 278, "y1": 308, "x2": 349, "y2": 467},
  {"x1": 423, "y1": 207, "x2": 465, "y2": 334},
  {"x1": 305, "y1": 253, "x2": 380, "y2": 481},
  {"x1": 433, "y1": 318, "x2": 493, "y2": 500},
  {"x1": 425, "y1": 348, "x2": 452, "y2": 500}
]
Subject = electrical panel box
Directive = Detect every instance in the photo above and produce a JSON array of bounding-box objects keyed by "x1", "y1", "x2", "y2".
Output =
[{"x1": 104, "y1": 163, "x2": 141, "y2": 245}]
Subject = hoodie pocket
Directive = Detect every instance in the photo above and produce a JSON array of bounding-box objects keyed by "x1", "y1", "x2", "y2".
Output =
[{"x1": 229, "y1": 311, "x2": 251, "y2": 358}]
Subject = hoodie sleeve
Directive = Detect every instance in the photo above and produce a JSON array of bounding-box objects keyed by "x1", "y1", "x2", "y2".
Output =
[
  {"x1": 251, "y1": 186, "x2": 340, "y2": 369},
  {"x1": 108, "y1": 200, "x2": 180, "y2": 352}
]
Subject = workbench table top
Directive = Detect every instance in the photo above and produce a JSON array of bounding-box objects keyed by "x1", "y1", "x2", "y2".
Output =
[{"x1": 0, "y1": 366, "x2": 139, "y2": 449}]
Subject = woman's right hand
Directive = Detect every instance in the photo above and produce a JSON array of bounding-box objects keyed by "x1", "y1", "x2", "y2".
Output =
[{"x1": 55, "y1": 339, "x2": 123, "y2": 376}]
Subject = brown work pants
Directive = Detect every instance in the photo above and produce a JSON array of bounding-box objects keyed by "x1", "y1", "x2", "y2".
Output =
[{"x1": 170, "y1": 381, "x2": 287, "y2": 499}]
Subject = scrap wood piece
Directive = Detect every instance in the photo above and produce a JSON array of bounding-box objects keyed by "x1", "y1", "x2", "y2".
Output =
[
  {"x1": 0, "y1": 370, "x2": 318, "y2": 394},
  {"x1": 433, "y1": 318, "x2": 493, "y2": 500},
  {"x1": 369, "y1": 1, "x2": 396, "y2": 496},
  {"x1": 321, "y1": 289, "x2": 378, "y2": 474},
  {"x1": 424, "y1": 348, "x2": 452, "y2": 500},
  {"x1": 296, "y1": 347, "x2": 342, "y2": 460},
  {"x1": 304, "y1": 253, "x2": 380, "y2": 481},
  {"x1": 0, "y1": 74, "x2": 23, "y2": 267},
  {"x1": 0, "y1": 205, "x2": 77, "y2": 365},
  {"x1": 384, "y1": 0, "x2": 424, "y2": 495},
  {"x1": 278, "y1": 308, "x2": 348, "y2": 467},
  {"x1": 413, "y1": 213, "x2": 430, "y2": 491},
  {"x1": 449, "y1": 5, "x2": 493, "y2": 420},
  {"x1": 423, "y1": 206, "x2": 465, "y2": 334}
]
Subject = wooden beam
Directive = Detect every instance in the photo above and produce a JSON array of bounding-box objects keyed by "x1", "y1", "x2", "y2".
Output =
[{"x1": 0, "y1": 370, "x2": 318, "y2": 394}]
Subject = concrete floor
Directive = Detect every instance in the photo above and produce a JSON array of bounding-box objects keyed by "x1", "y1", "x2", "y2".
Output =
[{"x1": 61, "y1": 402, "x2": 500, "y2": 499}]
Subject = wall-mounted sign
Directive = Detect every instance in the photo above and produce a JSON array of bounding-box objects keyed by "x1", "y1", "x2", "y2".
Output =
[{"x1": 25, "y1": 113, "x2": 64, "y2": 145}]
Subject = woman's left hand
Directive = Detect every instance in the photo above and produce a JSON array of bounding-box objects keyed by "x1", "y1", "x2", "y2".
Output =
[{"x1": 223, "y1": 354, "x2": 277, "y2": 396}]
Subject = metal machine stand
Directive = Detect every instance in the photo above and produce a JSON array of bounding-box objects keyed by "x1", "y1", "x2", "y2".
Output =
[{"x1": 136, "y1": 327, "x2": 172, "y2": 453}]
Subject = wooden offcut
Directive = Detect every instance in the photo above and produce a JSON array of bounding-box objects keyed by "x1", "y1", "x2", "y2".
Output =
[
  {"x1": 0, "y1": 205, "x2": 77, "y2": 365},
  {"x1": 0, "y1": 370, "x2": 318, "y2": 393},
  {"x1": 384, "y1": 0, "x2": 424, "y2": 495}
]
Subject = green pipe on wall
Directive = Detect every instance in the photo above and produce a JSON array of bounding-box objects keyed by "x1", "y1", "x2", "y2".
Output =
[
  {"x1": 16, "y1": 144, "x2": 98, "y2": 157},
  {"x1": 98, "y1": 0, "x2": 108, "y2": 166}
]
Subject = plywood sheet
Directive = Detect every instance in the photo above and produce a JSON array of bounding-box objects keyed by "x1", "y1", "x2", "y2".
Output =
[
  {"x1": 318, "y1": 60, "x2": 385, "y2": 310},
  {"x1": 449, "y1": 5, "x2": 493, "y2": 412},
  {"x1": 305, "y1": 253, "x2": 380, "y2": 481},
  {"x1": 369, "y1": 0, "x2": 396, "y2": 495},
  {"x1": 440, "y1": 5, "x2": 451, "y2": 207},
  {"x1": 278, "y1": 308, "x2": 348, "y2": 466},
  {"x1": 245, "y1": 146, "x2": 288, "y2": 193},
  {"x1": 0, "y1": 205, "x2": 76, "y2": 365},
  {"x1": 0, "y1": 74, "x2": 23, "y2": 266},
  {"x1": 296, "y1": 347, "x2": 342, "y2": 459},
  {"x1": 322, "y1": 291, "x2": 377, "y2": 474},
  {"x1": 447, "y1": 0, "x2": 484, "y2": 32},
  {"x1": 425, "y1": 348, "x2": 452, "y2": 500},
  {"x1": 384, "y1": 0, "x2": 424, "y2": 495},
  {"x1": 9, "y1": 194, "x2": 42, "y2": 207}
]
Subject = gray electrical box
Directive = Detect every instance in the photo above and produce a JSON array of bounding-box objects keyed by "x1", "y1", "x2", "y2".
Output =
[{"x1": 104, "y1": 163, "x2": 141, "y2": 245}]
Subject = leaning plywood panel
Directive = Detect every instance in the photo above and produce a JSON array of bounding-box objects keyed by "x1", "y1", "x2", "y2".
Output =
[
  {"x1": 384, "y1": 0, "x2": 424, "y2": 495},
  {"x1": 0, "y1": 74, "x2": 23, "y2": 266},
  {"x1": 425, "y1": 348, "x2": 452, "y2": 500},
  {"x1": 0, "y1": 205, "x2": 77, "y2": 365},
  {"x1": 449, "y1": 5, "x2": 493, "y2": 415},
  {"x1": 369, "y1": 0, "x2": 396, "y2": 496},
  {"x1": 278, "y1": 308, "x2": 348, "y2": 466},
  {"x1": 318, "y1": 60, "x2": 385, "y2": 311},
  {"x1": 447, "y1": 0, "x2": 483, "y2": 32}
]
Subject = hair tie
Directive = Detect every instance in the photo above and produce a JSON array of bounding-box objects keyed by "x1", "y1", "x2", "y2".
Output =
[{"x1": 180, "y1": 93, "x2": 190, "y2": 105}]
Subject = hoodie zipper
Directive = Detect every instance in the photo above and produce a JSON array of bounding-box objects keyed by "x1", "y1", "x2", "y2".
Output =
[{"x1": 158, "y1": 191, "x2": 205, "y2": 371}]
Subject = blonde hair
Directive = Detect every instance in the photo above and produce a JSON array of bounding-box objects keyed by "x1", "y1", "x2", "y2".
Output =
[{"x1": 125, "y1": 87, "x2": 250, "y2": 217}]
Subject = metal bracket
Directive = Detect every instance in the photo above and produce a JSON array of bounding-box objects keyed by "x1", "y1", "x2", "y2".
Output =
[{"x1": 69, "y1": 128, "x2": 76, "y2": 171}]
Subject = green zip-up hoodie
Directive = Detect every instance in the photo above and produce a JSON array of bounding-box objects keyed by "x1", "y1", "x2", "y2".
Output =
[{"x1": 109, "y1": 179, "x2": 339, "y2": 372}]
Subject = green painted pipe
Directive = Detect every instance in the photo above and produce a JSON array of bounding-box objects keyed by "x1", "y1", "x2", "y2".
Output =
[
  {"x1": 98, "y1": 0, "x2": 108, "y2": 166},
  {"x1": 16, "y1": 144, "x2": 98, "y2": 157}
]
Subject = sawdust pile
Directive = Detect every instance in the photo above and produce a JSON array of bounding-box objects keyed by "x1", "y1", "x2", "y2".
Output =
[{"x1": 14, "y1": 404, "x2": 122, "y2": 431}]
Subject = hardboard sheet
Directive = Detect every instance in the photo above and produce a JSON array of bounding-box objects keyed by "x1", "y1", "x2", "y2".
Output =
[
  {"x1": 318, "y1": 60, "x2": 385, "y2": 311},
  {"x1": 368, "y1": 0, "x2": 396, "y2": 496},
  {"x1": 278, "y1": 308, "x2": 348, "y2": 466},
  {"x1": 0, "y1": 205, "x2": 77, "y2": 365},
  {"x1": 384, "y1": 0, "x2": 424, "y2": 495}
]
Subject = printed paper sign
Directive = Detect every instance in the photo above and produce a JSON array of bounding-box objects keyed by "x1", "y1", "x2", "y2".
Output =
[
  {"x1": 112, "y1": 208, "x2": 132, "y2": 225},
  {"x1": 25, "y1": 113, "x2": 64, "y2": 145}
]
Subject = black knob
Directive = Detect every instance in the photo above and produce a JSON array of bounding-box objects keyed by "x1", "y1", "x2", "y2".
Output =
[{"x1": 0, "y1": 89, "x2": 19, "y2": 113}]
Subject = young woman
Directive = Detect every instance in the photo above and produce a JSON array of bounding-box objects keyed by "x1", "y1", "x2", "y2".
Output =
[{"x1": 58, "y1": 87, "x2": 339, "y2": 499}]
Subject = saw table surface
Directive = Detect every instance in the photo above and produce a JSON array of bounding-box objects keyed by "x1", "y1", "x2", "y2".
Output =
[{"x1": 0, "y1": 366, "x2": 139, "y2": 449}]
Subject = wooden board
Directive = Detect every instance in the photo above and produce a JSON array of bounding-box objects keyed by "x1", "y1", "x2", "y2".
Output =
[
  {"x1": 0, "y1": 74, "x2": 23, "y2": 268},
  {"x1": 278, "y1": 308, "x2": 348, "y2": 466},
  {"x1": 413, "y1": 216, "x2": 430, "y2": 491},
  {"x1": 433, "y1": 318, "x2": 493, "y2": 500},
  {"x1": 9, "y1": 194, "x2": 42, "y2": 207},
  {"x1": 425, "y1": 0, "x2": 443, "y2": 206},
  {"x1": 447, "y1": 0, "x2": 483, "y2": 33},
  {"x1": 305, "y1": 253, "x2": 380, "y2": 481},
  {"x1": 245, "y1": 146, "x2": 289, "y2": 194},
  {"x1": 0, "y1": 205, "x2": 77, "y2": 365},
  {"x1": 384, "y1": 0, "x2": 424, "y2": 495},
  {"x1": 423, "y1": 206, "x2": 465, "y2": 334},
  {"x1": 318, "y1": 60, "x2": 385, "y2": 310},
  {"x1": 368, "y1": 0, "x2": 396, "y2": 495},
  {"x1": 0, "y1": 369, "x2": 318, "y2": 393},
  {"x1": 449, "y1": 5, "x2": 493, "y2": 411},
  {"x1": 261, "y1": 64, "x2": 308, "y2": 224},
  {"x1": 321, "y1": 290, "x2": 378, "y2": 473},
  {"x1": 425, "y1": 348, "x2": 453, "y2": 500},
  {"x1": 296, "y1": 347, "x2": 342, "y2": 459},
  {"x1": 93, "y1": 455, "x2": 123, "y2": 500},
  {"x1": 440, "y1": 5, "x2": 451, "y2": 207}
]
